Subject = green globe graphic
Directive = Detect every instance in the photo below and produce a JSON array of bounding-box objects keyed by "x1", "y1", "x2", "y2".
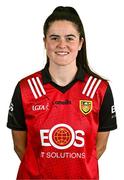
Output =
[{"x1": 53, "y1": 127, "x2": 72, "y2": 146}]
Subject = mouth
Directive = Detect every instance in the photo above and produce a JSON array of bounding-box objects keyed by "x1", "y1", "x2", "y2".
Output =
[{"x1": 55, "y1": 51, "x2": 69, "y2": 56}]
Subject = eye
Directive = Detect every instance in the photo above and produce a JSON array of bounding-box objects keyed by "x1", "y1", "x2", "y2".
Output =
[
  {"x1": 51, "y1": 37, "x2": 58, "y2": 40},
  {"x1": 68, "y1": 37, "x2": 73, "y2": 40},
  {"x1": 66, "y1": 37, "x2": 75, "y2": 42},
  {"x1": 50, "y1": 36, "x2": 60, "y2": 41}
]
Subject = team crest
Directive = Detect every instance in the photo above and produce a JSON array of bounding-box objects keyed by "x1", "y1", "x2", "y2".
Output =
[{"x1": 79, "y1": 100, "x2": 92, "y2": 115}]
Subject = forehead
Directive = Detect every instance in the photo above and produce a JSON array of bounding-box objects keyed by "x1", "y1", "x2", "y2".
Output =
[{"x1": 47, "y1": 20, "x2": 79, "y2": 35}]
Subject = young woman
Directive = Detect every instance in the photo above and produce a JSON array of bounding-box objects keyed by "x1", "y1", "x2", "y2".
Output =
[{"x1": 7, "y1": 6, "x2": 117, "y2": 179}]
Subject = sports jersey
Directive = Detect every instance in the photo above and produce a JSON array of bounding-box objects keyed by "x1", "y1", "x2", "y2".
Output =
[{"x1": 7, "y1": 65, "x2": 117, "y2": 179}]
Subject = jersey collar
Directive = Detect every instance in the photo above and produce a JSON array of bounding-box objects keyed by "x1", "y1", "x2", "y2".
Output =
[{"x1": 41, "y1": 64, "x2": 85, "y2": 84}]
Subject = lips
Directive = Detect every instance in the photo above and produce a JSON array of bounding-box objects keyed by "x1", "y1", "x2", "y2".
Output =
[{"x1": 55, "y1": 51, "x2": 69, "y2": 55}]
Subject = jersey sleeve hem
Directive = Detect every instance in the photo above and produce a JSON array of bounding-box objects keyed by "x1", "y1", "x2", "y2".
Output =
[
  {"x1": 7, "y1": 123, "x2": 27, "y2": 131},
  {"x1": 98, "y1": 124, "x2": 117, "y2": 132}
]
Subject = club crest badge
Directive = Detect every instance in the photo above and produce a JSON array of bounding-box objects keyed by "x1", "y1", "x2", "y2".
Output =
[{"x1": 79, "y1": 100, "x2": 92, "y2": 115}]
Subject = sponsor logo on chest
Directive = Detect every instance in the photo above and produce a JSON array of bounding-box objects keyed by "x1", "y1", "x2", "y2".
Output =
[
  {"x1": 54, "y1": 99, "x2": 71, "y2": 105},
  {"x1": 40, "y1": 123, "x2": 85, "y2": 150},
  {"x1": 32, "y1": 103, "x2": 49, "y2": 111}
]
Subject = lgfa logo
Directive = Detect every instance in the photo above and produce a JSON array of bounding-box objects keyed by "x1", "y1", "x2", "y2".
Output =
[{"x1": 40, "y1": 124, "x2": 85, "y2": 150}]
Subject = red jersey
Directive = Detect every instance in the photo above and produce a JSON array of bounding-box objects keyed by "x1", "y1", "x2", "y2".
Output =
[{"x1": 16, "y1": 71, "x2": 108, "y2": 180}]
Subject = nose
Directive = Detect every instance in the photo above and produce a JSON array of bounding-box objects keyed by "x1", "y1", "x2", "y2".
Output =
[{"x1": 57, "y1": 39, "x2": 66, "y2": 48}]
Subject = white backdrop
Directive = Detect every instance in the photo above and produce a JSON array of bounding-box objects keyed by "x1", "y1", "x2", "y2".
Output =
[{"x1": 0, "y1": 0, "x2": 123, "y2": 179}]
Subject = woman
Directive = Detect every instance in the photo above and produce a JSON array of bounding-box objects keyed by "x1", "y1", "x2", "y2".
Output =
[{"x1": 7, "y1": 6, "x2": 117, "y2": 179}]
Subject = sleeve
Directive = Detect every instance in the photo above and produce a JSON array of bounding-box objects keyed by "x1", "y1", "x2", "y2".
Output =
[
  {"x1": 98, "y1": 84, "x2": 117, "y2": 132},
  {"x1": 7, "y1": 82, "x2": 27, "y2": 131}
]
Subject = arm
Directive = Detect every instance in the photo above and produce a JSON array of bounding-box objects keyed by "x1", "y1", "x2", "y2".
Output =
[
  {"x1": 7, "y1": 83, "x2": 27, "y2": 161},
  {"x1": 12, "y1": 130, "x2": 27, "y2": 161},
  {"x1": 97, "y1": 85, "x2": 117, "y2": 159},
  {"x1": 96, "y1": 131, "x2": 110, "y2": 159}
]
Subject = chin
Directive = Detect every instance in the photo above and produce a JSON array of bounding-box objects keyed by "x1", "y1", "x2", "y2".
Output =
[{"x1": 54, "y1": 61, "x2": 75, "y2": 67}]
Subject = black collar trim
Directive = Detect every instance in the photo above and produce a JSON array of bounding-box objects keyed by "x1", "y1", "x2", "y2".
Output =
[{"x1": 41, "y1": 64, "x2": 84, "y2": 84}]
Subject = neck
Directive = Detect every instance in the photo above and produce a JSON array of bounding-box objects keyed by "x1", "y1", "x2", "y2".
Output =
[{"x1": 49, "y1": 62, "x2": 77, "y2": 87}]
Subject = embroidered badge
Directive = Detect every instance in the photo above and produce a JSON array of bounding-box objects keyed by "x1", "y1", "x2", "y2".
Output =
[{"x1": 79, "y1": 100, "x2": 92, "y2": 115}]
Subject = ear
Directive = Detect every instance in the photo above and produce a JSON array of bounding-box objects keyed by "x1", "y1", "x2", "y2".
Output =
[
  {"x1": 43, "y1": 37, "x2": 46, "y2": 48},
  {"x1": 78, "y1": 37, "x2": 84, "y2": 51}
]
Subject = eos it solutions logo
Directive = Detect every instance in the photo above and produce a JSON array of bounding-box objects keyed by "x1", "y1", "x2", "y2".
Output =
[
  {"x1": 111, "y1": 105, "x2": 116, "y2": 114},
  {"x1": 9, "y1": 102, "x2": 14, "y2": 112},
  {"x1": 40, "y1": 124, "x2": 85, "y2": 150}
]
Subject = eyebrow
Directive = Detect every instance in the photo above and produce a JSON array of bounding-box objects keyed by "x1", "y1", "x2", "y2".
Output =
[{"x1": 49, "y1": 34, "x2": 77, "y2": 38}]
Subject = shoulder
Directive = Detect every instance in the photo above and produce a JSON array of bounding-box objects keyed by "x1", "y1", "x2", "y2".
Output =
[
  {"x1": 19, "y1": 70, "x2": 42, "y2": 83},
  {"x1": 17, "y1": 70, "x2": 44, "y2": 89},
  {"x1": 84, "y1": 73, "x2": 108, "y2": 85},
  {"x1": 83, "y1": 73, "x2": 109, "y2": 99},
  {"x1": 17, "y1": 70, "x2": 46, "y2": 100}
]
